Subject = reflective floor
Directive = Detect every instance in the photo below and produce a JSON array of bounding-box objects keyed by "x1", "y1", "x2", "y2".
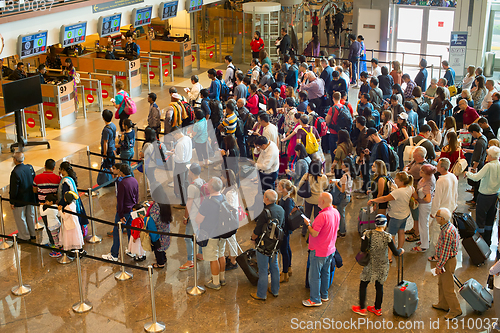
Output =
[{"x1": 0, "y1": 62, "x2": 498, "y2": 333}]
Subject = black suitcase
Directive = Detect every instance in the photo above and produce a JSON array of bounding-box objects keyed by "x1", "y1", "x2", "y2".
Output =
[
  {"x1": 462, "y1": 232, "x2": 491, "y2": 266},
  {"x1": 236, "y1": 249, "x2": 259, "y2": 286},
  {"x1": 452, "y1": 212, "x2": 478, "y2": 239}
]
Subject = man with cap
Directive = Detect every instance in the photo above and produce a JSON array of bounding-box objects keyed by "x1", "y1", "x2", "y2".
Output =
[
  {"x1": 352, "y1": 214, "x2": 404, "y2": 316},
  {"x1": 364, "y1": 128, "x2": 390, "y2": 172},
  {"x1": 328, "y1": 71, "x2": 347, "y2": 103},
  {"x1": 180, "y1": 163, "x2": 205, "y2": 271},
  {"x1": 432, "y1": 207, "x2": 461, "y2": 320}
]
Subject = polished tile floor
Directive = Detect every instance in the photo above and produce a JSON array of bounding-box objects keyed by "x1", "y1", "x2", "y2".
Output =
[{"x1": 0, "y1": 62, "x2": 498, "y2": 333}]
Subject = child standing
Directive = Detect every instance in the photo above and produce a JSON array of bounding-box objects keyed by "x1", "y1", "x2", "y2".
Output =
[
  {"x1": 59, "y1": 191, "x2": 85, "y2": 255},
  {"x1": 128, "y1": 204, "x2": 147, "y2": 261},
  {"x1": 41, "y1": 194, "x2": 62, "y2": 257}
]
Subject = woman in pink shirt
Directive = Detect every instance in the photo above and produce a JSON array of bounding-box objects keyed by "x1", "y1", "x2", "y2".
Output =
[{"x1": 246, "y1": 84, "x2": 260, "y2": 115}]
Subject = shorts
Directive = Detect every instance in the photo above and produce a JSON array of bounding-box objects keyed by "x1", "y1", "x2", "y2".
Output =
[
  {"x1": 204, "y1": 238, "x2": 226, "y2": 262},
  {"x1": 387, "y1": 215, "x2": 409, "y2": 235}
]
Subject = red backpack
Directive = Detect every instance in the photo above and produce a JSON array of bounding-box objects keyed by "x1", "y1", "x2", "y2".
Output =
[
  {"x1": 192, "y1": 180, "x2": 210, "y2": 204},
  {"x1": 280, "y1": 85, "x2": 286, "y2": 99},
  {"x1": 180, "y1": 100, "x2": 195, "y2": 126},
  {"x1": 313, "y1": 114, "x2": 328, "y2": 137}
]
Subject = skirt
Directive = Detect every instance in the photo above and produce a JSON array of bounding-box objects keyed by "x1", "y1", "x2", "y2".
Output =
[
  {"x1": 128, "y1": 237, "x2": 146, "y2": 256},
  {"x1": 61, "y1": 221, "x2": 84, "y2": 251}
]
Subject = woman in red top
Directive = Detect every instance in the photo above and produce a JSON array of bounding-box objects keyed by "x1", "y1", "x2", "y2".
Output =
[
  {"x1": 438, "y1": 131, "x2": 465, "y2": 173},
  {"x1": 246, "y1": 84, "x2": 260, "y2": 115},
  {"x1": 250, "y1": 31, "x2": 264, "y2": 60}
]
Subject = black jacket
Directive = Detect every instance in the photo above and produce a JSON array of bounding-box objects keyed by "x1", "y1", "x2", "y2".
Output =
[
  {"x1": 10, "y1": 163, "x2": 36, "y2": 207},
  {"x1": 279, "y1": 34, "x2": 291, "y2": 55},
  {"x1": 482, "y1": 100, "x2": 500, "y2": 124},
  {"x1": 9, "y1": 69, "x2": 26, "y2": 81}
]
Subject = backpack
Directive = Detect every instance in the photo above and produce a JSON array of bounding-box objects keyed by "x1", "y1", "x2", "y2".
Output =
[
  {"x1": 219, "y1": 79, "x2": 231, "y2": 101},
  {"x1": 211, "y1": 196, "x2": 239, "y2": 239},
  {"x1": 413, "y1": 98, "x2": 430, "y2": 119},
  {"x1": 329, "y1": 105, "x2": 352, "y2": 133},
  {"x1": 312, "y1": 114, "x2": 328, "y2": 137},
  {"x1": 191, "y1": 180, "x2": 210, "y2": 204},
  {"x1": 243, "y1": 112, "x2": 256, "y2": 132},
  {"x1": 256, "y1": 90, "x2": 268, "y2": 105},
  {"x1": 300, "y1": 126, "x2": 319, "y2": 154},
  {"x1": 407, "y1": 123, "x2": 416, "y2": 137},
  {"x1": 228, "y1": 65, "x2": 238, "y2": 86},
  {"x1": 377, "y1": 142, "x2": 399, "y2": 172},
  {"x1": 118, "y1": 92, "x2": 137, "y2": 115},
  {"x1": 180, "y1": 100, "x2": 195, "y2": 126},
  {"x1": 382, "y1": 175, "x2": 398, "y2": 194},
  {"x1": 280, "y1": 84, "x2": 287, "y2": 99},
  {"x1": 208, "y1": 99, "x2": 224, "y2": 126},
  {"x1": 140, "y1": 217, "x2": 152, "y2": 251},
  {"x1": 256, "y1": 208, "x2": 284, "y2": 256}
]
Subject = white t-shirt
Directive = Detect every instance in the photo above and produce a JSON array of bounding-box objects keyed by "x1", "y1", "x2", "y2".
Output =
[
  {"x1": 388, "y1": 186, "x2": 413, "y2": 219},
  {"x1": 40, "y1": 204, "x2": 61, "y2": 230},
  {"x1": 263, "y1": 123, "x2": 279, "y2": 146},
  {"x1": 339, "y1": 173, "x2": 353, "y2": 196},
  {"x1": 187, "y1": 178, "x2": 205, "y2": 221},
  {"x1": 224, "y1": 186, "x2": 239, "y2": 209},
  {"x1": 372, "y1": 66, "x2": 382, "y2": 78},
  {"x1": 482, "y1": 88, "x2": 497, "y2": 110}
]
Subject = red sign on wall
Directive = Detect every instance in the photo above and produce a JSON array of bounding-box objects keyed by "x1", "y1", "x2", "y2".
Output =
[
  {"x1": 27, "y1": 118, "x2": 35, "y2": 128},
  {"x1": 173, "y1": 62, "x2": 178, "y2": 70},
  {"x1": 438, "y1": 21, "x2": 444, "y2": 27},
  {"x1": 45, "y1": 110, "x2": 53, "y2": 120},
  {"x1": 209, "y1": 51, "x2": 214, "y2": 58},
  {"x1": 192, "y1": 55, "x2": 195, "y2": 62}
]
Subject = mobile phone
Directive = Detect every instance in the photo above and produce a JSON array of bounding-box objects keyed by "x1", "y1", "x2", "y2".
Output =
[{"x1": 301, "y1": 214, "x2": 310, "y2": 223}]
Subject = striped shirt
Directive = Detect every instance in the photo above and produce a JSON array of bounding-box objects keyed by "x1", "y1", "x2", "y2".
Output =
[
  {"x1": 222, "y1": 112, "x2": 238, "y2": 134},
  {"x1": 33, "y1": 171, "x2": 61, "y2": 202},
  {"x1": 435, "y1": 221, "x2": 459, "y2": 270}
]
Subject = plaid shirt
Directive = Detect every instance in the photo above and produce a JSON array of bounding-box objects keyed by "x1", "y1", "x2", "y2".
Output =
[
  {"x1": 436, "y1": 221, "x2": 459, "y2": 270},
  {"x1": 404, "y1": 80, "x2": 416, "y2": 100}
]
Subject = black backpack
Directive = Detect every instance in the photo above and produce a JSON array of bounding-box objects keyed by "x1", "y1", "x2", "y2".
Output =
[
  {"x1": 211, "y1": 196, "x2": 239, "y2": 239},
  {"x1": 228, "y1": 65, "x2": 239, "y2": 86},
  {"x1": 329, "y1": 105, "x2": 352, "y2": 133},
  {"x1": 208, "y1": 99, "x2": 224, "y2": 127},
  {"x1": 377, "y1": 141, "x2": 399, "y2": 172},
  {"x1": 413, "y1": 98, "x2": 430, "y2": 119},
  {"x1": 256, "y1": 209, "x2": 284, "y2": 256}
]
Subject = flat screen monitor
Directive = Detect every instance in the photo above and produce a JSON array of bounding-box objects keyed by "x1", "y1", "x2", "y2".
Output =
[
  {"x1": 132, "y1": 6, "x2": 153, "y2": 28},
  {"x1": 186, "y1": 0, "x2": 202, "y2": 13},
  {"x1": 159, "y1": 1, "x2": 178, "y2": 20},
  {"x1": 98, "y1": 13, "x2": 122, "y2": 37},
  {"x1": 2, "y1": 76, "x2": 43, "y2": 113},
  {"x1": 60, "y1": 22, "x2": 87, "y2": 47},
  {"x1": 17, "y1": 31, "x2": 48, "y2": 59}
]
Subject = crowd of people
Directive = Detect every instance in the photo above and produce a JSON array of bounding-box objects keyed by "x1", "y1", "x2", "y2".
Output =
[{"x1": 9, "y1": 45, "x2": 500, "y2": 321}]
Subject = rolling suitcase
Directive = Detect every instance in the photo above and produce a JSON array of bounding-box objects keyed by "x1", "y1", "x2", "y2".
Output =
[
  {"x1": 279, "y1": 141, "x2": 288, "y2": 176},
  {"x1": 358, "y1": 206, "x2": 377, "y2": 236},
  {"x1": 462, "y1": 232, "x2": 491, "y2": 266},
  {"x1": 236, "y1": 248, "x2": 259, "y2": 286},
  {"x1": 452, "y1": 212, "x2": 478, "y2": 239},
  {"x1": 393, "y1": 254, "x2": 419, "y2": 318},
  {"x1": 453, "y1": 275, "x2": 492, "y2": 313}
]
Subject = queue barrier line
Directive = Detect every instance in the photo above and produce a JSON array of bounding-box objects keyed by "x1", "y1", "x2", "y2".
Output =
[
  {"x1": 1, "y1": 197, "x2": 193, "y2": 240},
  {"x1": 87, "y1": 151, "x2": 142, "y2": 164}
]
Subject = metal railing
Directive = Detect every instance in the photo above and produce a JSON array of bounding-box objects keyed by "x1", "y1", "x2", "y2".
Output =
[
  {"x1": 365, "y1": 49, "x2": 443, "y2": 78},
  {"x1": 140, "y1": 56, "x2": 164, "y2": 89},
  {"x1": 147, "y1": 52, "x2": 174, "y2": 83},
  {"x1": 192, "y1": 44, "x2": 201, "y2": 70}
]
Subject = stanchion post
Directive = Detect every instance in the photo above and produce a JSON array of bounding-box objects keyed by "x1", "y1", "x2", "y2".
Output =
[
  {"x1": 159, "y1": 58, "x2": 164, "y2": 87},
  {"x1": 144, "y1": 265, "x2": 165, "y2": 332},
  {"x1": 186, "y1": 234, "x2": 205, "y2": 296},
  {"x1": 169, "y1": 54, "x2": 174, "y2": 82},
  {"x1": 142, "y1": 162, "x2": 148, "y2": 201},
  {"x1": 87, "y1": 188, "x2": 101, "y2": 244},
  {"x1": 0, "y1": 196, "x2": 13, "y2": 249},
  {"x1": 146, "y1": 63, "x2": 151, "y2": 91},
  {"x1": 115, "y1": 221, "x2": 133, "y2": 281},
  {"x1": 135, "y1": 127, "x2": 139, "y2": 159},
  {"x1": 87, "y1": 146, "x2": 93, "y2": 189},
  {"x1": 72, "y1": 250, "x2": 93, "y2": 313},
  {"x1": 11, "y1": 235, "x2": 31, "y2": 296}
]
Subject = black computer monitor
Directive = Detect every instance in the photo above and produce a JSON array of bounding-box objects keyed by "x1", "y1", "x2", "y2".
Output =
[{"x1": 3, "y1": 76, "x2": 43, "y2": 112}]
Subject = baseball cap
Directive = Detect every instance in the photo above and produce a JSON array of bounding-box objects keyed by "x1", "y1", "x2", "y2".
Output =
[
  {"x1": 398, "y1": 112, "x2": 409, "y2": 120},
  {"x1": 375, "y1": 214, "x2": 387, "y2": 226},
  {"x1": 216, "y1": 70, "x2": 223, "y2": 77}
]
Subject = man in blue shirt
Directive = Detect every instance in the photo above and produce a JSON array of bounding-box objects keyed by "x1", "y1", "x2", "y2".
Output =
[
  {"x1": 404, "y1": 101, "x2": 419, "y2": 134},
  {"x1": 329, "y1": 71, "x2": 347, "y2": 104},
  {"x1": 101, "y1": 109, "x2": 117, "y2": 169},
  {"x1": 365, "y1": 128, "x2": 390, "y2": 171},
  {"x1": 200, "y1": 89, "x2": 211, "y2": 119},
  {"x1": 357, "y1": 93, "x2": 377, "y2": 126},
  {"x1": 348, "y1": 34, "x2": 361, "y2": 85},
  {"x1": 208, "y1": 68, "x2": 221, "y2": 100},
  {"x1": 442, "y1": 60, "x2": 455, "y2": 87},
  {"x1": 320, "y1": 58, "x2": 333, "y2": 98},
  {"x1": 285, "y1": 55, "x2": 299, "y2": 89}
]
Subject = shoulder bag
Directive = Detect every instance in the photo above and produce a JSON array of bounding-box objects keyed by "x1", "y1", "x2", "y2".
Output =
[
  {"x1": 451, "y1": 149, "x2": 468, "y2": 176},
  {"x1": 355, "y1": 231, "x2": 372, "y2": 266},
  {"x1": 297, "y1": 174, "x2": 312, "y2": 198}
]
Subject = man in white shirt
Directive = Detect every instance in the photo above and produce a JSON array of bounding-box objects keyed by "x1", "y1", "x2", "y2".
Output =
[
  {"x1": 254, "y1": 135, "x2": 280, "y2": 192},
  {"x1": 167, "y1": 127, "x2": 193, "y2": 208},
  {"x1": 224, "y1": 55, "x2": 236, "y2": 89},
  {"x1": 186, "y1": 75, "x2": 203, "y2": 106},
  {"x1": 438, "y1": 78, "x2": 451, "y2": 100},
  {"x1": 370, "y1": 58, "x2": 381, "y2": 78},
  {"x1": 337, "y1": 66, "x2": 350, "y2": 86},
  {"x1": 256, "y1": 112, "x2": 278, "y2": 146},
  {"x1": 482, "y1": 80, "x2": 498, "y2": 111},
  {"x1": 251, "y1": 59, "x2": 261, "y2": 85}
]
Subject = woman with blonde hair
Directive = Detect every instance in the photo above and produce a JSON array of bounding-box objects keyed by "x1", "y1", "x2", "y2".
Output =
[
  {"x1": 462, "y1": 66, "x2": 476, "y2": 90},
  {"x1": 390, "y1": 60, "x2": 402, "y2": 85},
  {"x1": 314, "y1": 58, "x2": 322, "y2": 77},
  {"x1": 368, "y1": 171, "x2": 414, "y2": 262},
  {"x1": 277, "y1": 179, "x2": 297, "y2": 282},
  {"x1": 489, "y1": 139, "x2": 500, "y2": 148},
  {"x1": 410, "y1": 164, "x2": 437, "y2": 252},
  {"x1": 370, "y1": 160, "x2": 390, "y2": 215}
]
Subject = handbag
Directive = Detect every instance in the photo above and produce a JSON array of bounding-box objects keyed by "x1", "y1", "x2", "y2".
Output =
[
  {"x1": 297, "y1": 174, "x2": 312, "y2": 198},
  {"x1": 409, "y1": 195, "x2": 419, "y2": 210},
  {"x1": 287, "y1": 205, "x2": 304, "y2": 231},
  {"x1": 488, "y1": 274, "x2": 495, "y2": 290},
  {"x1": 140, "y1": 217, "x2": 152, "y2": 252},
  {"x1": 355, "y1": 231, "x2": 372, "y2": 266},
  {"x1": 451, "y1": 150, "x2": 468, "y2": 176},
  {"x1": 96, "y1": 163, "x2": 113, "y2": 186}
]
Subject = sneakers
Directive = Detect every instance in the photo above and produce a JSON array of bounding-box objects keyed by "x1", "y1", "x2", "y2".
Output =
[
  {"x1": 107, "y1": 231, "x2": 113, "y2": 237},
  {"x1": 250, "y1": 293, "x2": 266, "y2": 301},
  {"x1": 338, "y1": 233, "x2": 346, "y2": 238},
  {"x1": 213, "y1": 165, "x2": 222, "y2": 171},
  {"x1": 167, "y1": 182, "x2": 174, "y2": 187},
  {"x1": 125, "y1": 250, "x2": 135, "y2": 258},
  {"x1": 302, "y1": 299, "x2": 322, "y2": 307},
  {"x1": 134, "y1": 255, "x2": 146, "y2": 261},
  {"x1": 220, "y1": 279, "x2": 226, "y2": 286},
  {"x1": 367, "y1": 306, "x2": 382, "y2": 316},
  {"x1": 49, "y1": 251, "x2": 62, "y2": 258},
  {"x1": 321, "y1": 297, "x2": 329, "y2": 302},
  {"x1": 102, "y1": 253, "x2": 118, "y2": 261},
  {"x1": 466, "y1": 200, "x2": 476, "y2": 205},
  {"x1": 205, "y1": 280, "x2": 221, "y2": 290},
  {"x1": 225, "y1": 258, "x2": 238, "y2": 271},
  {"x1": 352, "y1": 305, "x2": 367, "y2": 316}
]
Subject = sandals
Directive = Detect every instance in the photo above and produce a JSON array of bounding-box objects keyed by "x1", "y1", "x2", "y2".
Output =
[
  {"x1": 405, "y1": 228, "x2": 416, "y2": 235},
  {"x1": 179, "y1": 262, "x2": 194, "y2": 271},
  {"x1": 428, "y1": 255, "x2": 439, "y2": 262},
  {"x1": 411, "y1": 246, "x2": 427, "y2": 253},
  {"x1": 152, "y1": 263, "x2": 165, "y2": 269},
  {"x1": 406, "y1": 234, "x2": 420, "y2": 242}
]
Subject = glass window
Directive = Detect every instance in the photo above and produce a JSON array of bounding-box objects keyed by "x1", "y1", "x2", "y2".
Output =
[
  {"x1": 427, "y1": 9, "x2": 455, "y2": 43},
  {"x1": 426, "y1": 44, "x2": 450, "y2": 69},
  {"x1": 397, "y1": 8, "x2": 423, "y2": 41},
  {"x1": 490, "y1": 11, "x2": 500, "y2": 58},
  {"x1": 396, "y1": 41, "x2": 422, "y2": 66}
]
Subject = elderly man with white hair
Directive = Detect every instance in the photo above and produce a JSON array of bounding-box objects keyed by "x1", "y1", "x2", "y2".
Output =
[
  {"x1": 250, "y1": 189, "x2": 285, "y2": 300},
  {"x1": 432, "y1": 207, "x2": 461, "y2": 320},
  {"x1": 299, "y1": 71, "x2": 325, "y2": 100},
  {"x1": 465, "y1": 146, "x2": 500, "y2": 246},
  {"x1": 431, "y1": 158, "x2": 458, "y2": 219},
  {"x1": 9, "y1": 152, "x2": 37, "y2": 241}
]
